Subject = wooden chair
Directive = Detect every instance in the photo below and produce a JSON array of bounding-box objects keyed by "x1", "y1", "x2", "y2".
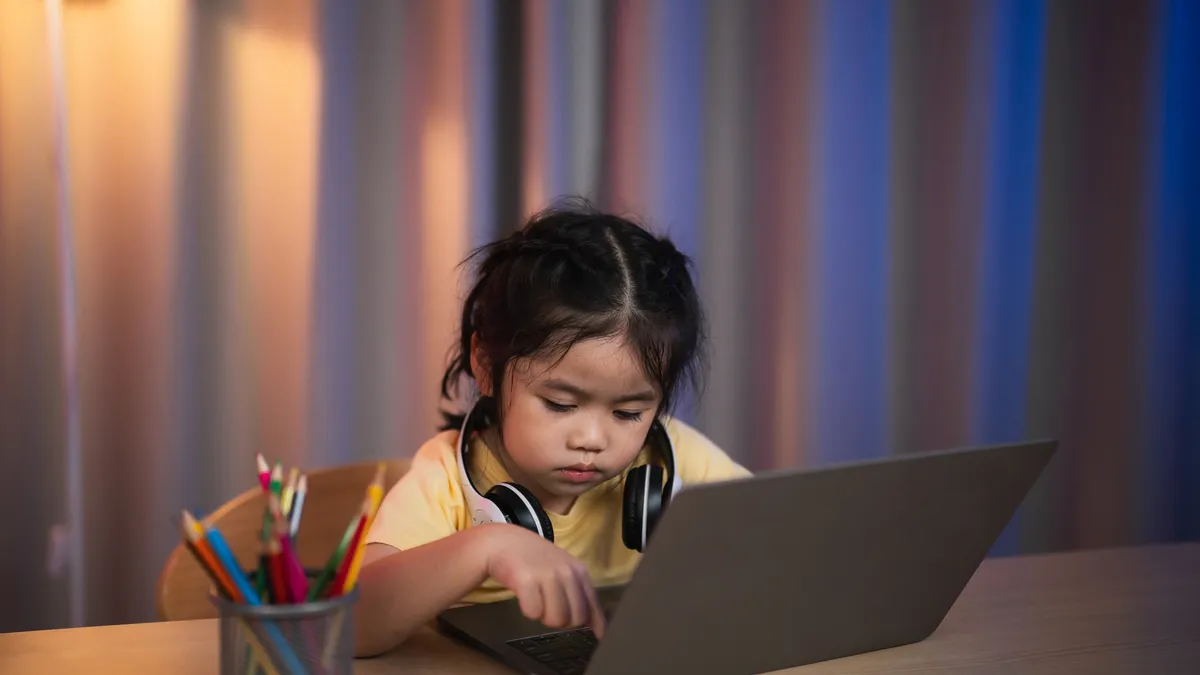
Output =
[{"x1": 156, "y1": 459, "x2": 410, "y2": 621}]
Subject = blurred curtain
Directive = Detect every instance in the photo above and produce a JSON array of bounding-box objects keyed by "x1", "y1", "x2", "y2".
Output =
[{"x1": 0, "y1": 0, "x2": 1196, "y2": 632}]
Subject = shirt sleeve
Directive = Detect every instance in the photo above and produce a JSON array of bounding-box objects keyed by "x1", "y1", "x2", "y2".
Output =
[
  {"x1": 664, "y1": 417, "x2": 753, "y2": 484},
  {"x1": 365, "y1": 433, "x2": 466, "y2": 551}
]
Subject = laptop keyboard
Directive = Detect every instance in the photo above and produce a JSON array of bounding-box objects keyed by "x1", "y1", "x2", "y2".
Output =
[{"x1": 507, "y1": 627, "x2": 598, "y2": 674}]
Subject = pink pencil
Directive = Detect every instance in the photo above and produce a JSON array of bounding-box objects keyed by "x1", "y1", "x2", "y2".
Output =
[
  {"x1": 270, "y1": 494, "x2": 309, "y2": 602},
  {"x1": 256, "y1": 454, "x2": 270, "y2": 492}
]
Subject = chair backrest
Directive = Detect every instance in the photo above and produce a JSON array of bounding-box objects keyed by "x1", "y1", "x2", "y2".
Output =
[{"x1": 156, "y1": 458, "x2": 410, "y2": 621}]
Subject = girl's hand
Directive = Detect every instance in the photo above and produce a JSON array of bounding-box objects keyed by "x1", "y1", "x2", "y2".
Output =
[{"x1": 481, "y1": 524, "x2": 607, "y2": 637}]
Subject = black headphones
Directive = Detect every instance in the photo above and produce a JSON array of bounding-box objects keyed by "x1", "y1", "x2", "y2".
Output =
[{"x1": 455, "y1": 400, "x2": 681, "y2": 552}]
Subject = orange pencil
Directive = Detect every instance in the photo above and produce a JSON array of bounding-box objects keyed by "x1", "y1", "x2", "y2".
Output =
[{"x1": 179, "y1": 511, "x2": 240, "y2": 601}]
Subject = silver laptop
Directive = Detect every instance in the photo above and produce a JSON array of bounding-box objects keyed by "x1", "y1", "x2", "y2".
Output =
[{"x1": 437, "y1": 439, "x2": 1057, "y2": 675}]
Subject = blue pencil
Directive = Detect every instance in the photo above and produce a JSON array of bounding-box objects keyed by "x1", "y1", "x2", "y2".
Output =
[
  {"x1": 202, "y1": 526, "x2": 258, "y2": 603},
  {"x1": 201, "y1": 518, "x2": 310, "y2": 675}
]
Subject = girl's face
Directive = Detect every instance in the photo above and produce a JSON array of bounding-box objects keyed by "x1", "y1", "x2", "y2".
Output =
[{"x1": 475, "y1": 336, "x2": 661, "y2": 515}]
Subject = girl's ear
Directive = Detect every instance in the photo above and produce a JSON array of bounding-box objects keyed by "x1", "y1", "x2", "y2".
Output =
[{"x1": 470, "y1": 333, "x2": 493, "y2": 397}]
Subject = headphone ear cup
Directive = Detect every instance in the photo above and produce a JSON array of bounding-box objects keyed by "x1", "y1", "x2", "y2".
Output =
[
  {"x1": 621, "y1": 468, "x2": 643, "y2": 551},
  {"x1": 485, "y1": 482, "x2": 555, "y2": 542},
  {"x1": 622, "y1": 465, "x2": 665, "y2": 552}
]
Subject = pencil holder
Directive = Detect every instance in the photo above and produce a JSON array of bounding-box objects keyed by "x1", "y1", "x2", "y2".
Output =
[{"x1": 211, "y1": 587, "x2": 358, "y2": 675}]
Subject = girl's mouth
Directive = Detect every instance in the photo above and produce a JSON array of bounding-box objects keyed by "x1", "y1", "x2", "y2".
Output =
[{"x1": 557, "y1": 466, "x2": 600, "y2": 483}]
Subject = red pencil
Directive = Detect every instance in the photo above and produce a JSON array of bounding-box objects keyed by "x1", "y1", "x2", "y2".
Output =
[
  {"x1": 267, "y1": 537, "x2": 289, "y2": 603},
  {"x1": 326, "y1": 507, "x2": 367, "y2": 598}
]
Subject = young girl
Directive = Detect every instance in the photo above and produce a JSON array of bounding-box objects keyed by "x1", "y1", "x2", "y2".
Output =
[{"x1": 353, "y1": 199, "x2": 750, "y2": 656}]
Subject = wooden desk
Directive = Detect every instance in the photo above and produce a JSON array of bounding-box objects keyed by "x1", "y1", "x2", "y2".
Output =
[{"x1": 2, "y1": 542, "x2": 1197, "y2": 674}]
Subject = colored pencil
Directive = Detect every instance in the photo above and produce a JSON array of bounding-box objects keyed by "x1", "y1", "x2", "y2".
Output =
[
  {"x1": 279, "y1": 536, "x2": 308, "y2": 603},
  {"x1": 259, "y1": 465, "x2": 282, "y2": 549},
  {"x1": 342, "y1": 463, "x2": 387, "y2": 593},
  {"x1": 307, "y1": 503, "x2": 365, "y2": 601},
  {"x1": 239, "y1": 623, "x2": 282, "y2": 675},
  {"x1": 270, "y1": 493, "x2": 309, "y2": 602},
  {"x1": 256, "y1": 454, "x2": 270, "y2": 492},
  {"x1": 289, "y1": 474, "x2": 307, "y2": 539},
  {"x1": 256, "y1": 463, "x2": 284, "y2": 600},
  {"x1": 179, "y1": 512, "x2": 239, "y2": 601},
  {"x1": 265, "y1": 464, "x2": 283, "y2": 538},
  {"x1": 267, "y1": 537, "x2": 289, "y2": 604},
  {"x1": 195, "y1": 514, "x2": 257, "y2": 602},
  {"x1": 254, "y1": 553, "x2": 270, "y2": 603},
  {"x1": 327, "y1": 510, "x2": 367, "y2": 597},
  {"x1": 282, "y1": 467, "x2": 299, "y2": 516},
  {"x1": 255, "y1": 536, "x2": 270, "y2": 602},
  {"x1": 269, "y1": 463, "x2": 283, "y2": 501}
]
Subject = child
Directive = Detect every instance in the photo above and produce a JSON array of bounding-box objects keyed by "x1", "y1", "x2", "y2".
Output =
[{"x1": 353, "y1": 198, "x2": 750, "y2": 657}]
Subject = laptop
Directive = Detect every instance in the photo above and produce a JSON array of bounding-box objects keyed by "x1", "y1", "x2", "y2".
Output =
[{"x1": 437, "y1": 439, "x2": 1057, "y2": 675}]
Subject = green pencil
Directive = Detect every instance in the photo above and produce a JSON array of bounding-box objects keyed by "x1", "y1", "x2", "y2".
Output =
[
  {"x1": 269, "y1": 462, "x2": 283, "y2": 498},
  {"x1": 307, "y1": 507, "x2": 362, "y2": 601},
  {"x1": 255, "y1": 463, "x2": 284, "y2": 602}
]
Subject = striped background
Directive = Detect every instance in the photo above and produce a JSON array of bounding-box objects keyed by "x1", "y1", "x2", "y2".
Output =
[{"x1": 0, "y1": 0, "x2": 1197, "y2": 630}]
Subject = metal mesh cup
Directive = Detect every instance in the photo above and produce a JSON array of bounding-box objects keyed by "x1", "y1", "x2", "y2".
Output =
[{"x1": 210, "y1": 588, "x2": 358, "y2": 675}]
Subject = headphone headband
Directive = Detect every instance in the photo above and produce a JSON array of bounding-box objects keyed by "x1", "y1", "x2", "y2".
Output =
[{"x1": 455, "y1": 401, "x2": 489, "y2": 498}]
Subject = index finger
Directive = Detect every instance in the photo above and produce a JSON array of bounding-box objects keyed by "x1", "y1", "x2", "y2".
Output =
[{"x1": 575, "y1": 568, "x2": 606, "y2": 639}]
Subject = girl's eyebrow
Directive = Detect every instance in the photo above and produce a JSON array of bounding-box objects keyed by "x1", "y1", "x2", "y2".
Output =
[{"x1": 542, "y1": 378, "x2": 658, "y2": 404}]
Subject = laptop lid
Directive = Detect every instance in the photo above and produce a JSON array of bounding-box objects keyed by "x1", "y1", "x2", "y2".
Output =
[{"x1": 583, "y1": 439, "x2": 1056, "y2": 675}]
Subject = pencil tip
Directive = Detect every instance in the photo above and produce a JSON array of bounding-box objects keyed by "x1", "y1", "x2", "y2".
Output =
[{"x1": 179, "y1": 510, "x2": 206, "y2": 540}]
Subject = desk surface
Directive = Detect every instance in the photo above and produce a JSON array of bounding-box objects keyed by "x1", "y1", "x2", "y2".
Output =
[{"x1": 2, "y1": 542, "x2": 1197, "y2": 674}]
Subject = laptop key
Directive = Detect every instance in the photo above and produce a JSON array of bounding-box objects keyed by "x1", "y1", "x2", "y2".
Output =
[
  {"x1": 526, "y1": 641, "x2": 576, "y2": 656},
  {"x1": 555, "y1": 658, "x2": 589, "y2": 675},
  {"x1": 508, "y1": 628, "x2": 598, "y2": 671}
]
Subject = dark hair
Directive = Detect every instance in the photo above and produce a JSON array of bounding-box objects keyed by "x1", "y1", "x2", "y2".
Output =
[{"x1": 439, "y1": 197, "x2": 707, "y2": 431}]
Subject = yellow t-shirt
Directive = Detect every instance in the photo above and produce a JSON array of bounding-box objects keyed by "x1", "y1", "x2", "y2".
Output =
[{"x1": 364, "y1": 416, "x2": 751, "y2": 603}]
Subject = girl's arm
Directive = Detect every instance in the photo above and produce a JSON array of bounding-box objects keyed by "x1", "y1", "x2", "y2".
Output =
[
  {"x1": 352, "y1": 523, "x2": 605, "y2": 657},
  {"x1": 352, "y1": 527, "x2": 494, "y2": 657}
]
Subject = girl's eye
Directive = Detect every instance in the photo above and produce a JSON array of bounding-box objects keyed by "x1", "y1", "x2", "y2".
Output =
[
  {"x1": 614, "y1": 410, "x2": 644, "y2": 422},
  {"x1": 541, "y1": 398, "x2": 574, "y2": 413}
]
